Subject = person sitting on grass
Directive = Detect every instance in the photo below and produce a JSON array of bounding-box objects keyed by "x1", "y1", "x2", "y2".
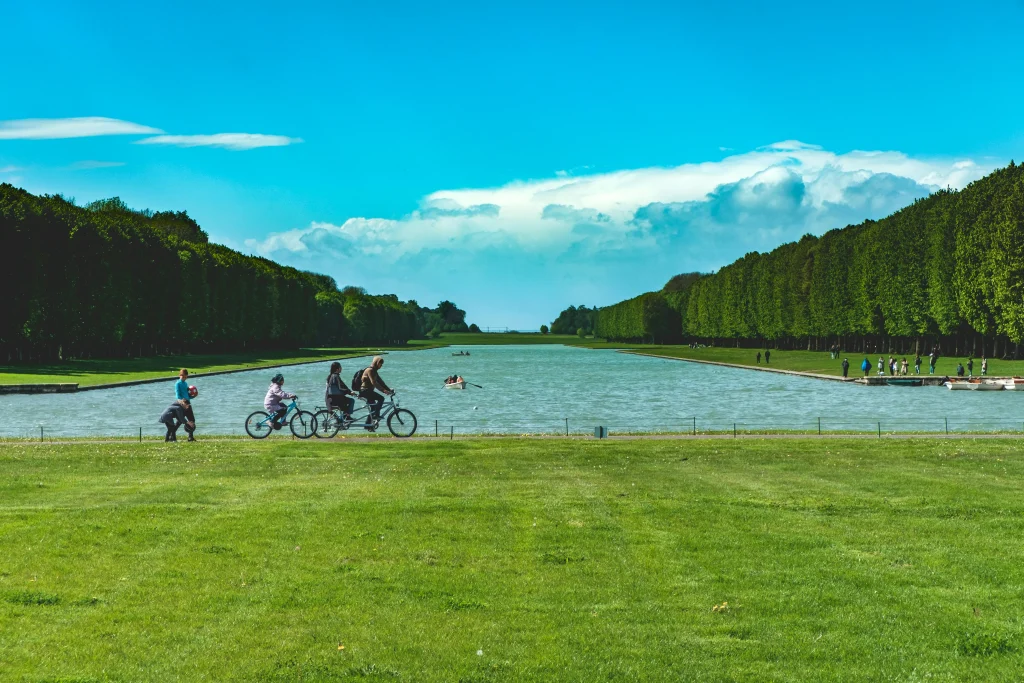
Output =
[
  {"x1": 158, "y1": 401, "x2": 187, "y2": 442},
  {"x1": 265, "y1": 373, "x2": 297, "y2": 430}
]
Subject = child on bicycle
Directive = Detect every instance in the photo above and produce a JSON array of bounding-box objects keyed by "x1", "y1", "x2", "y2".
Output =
[
  {"x1": 325, "y1": 362, "x2": 355, "y2": 420},
  {"x1": 264, "y1": 373, "x2": 297, "y2": 430}
]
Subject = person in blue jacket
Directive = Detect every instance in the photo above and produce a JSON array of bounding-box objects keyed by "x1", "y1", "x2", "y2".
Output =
[
  {"x1": 175, "y1": 368, "x2": 197, "y2": 441},
  {"x1": 860, "y1": 357, "x2": 871, "y2": 377}
]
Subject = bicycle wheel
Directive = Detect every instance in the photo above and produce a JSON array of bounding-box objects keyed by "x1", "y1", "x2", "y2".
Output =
[
  {"x1": 313, "y1": 410, "x2": 339, "y2": 438},
  {"x1": 290, "y1": 410, "x2": 317, "y2": 439},
  {"x1": 387, "y1": 408, "x2": 417, "y2": 438},
  {"x1": 245, "y1": 411, "x2": 272, "y2": 439}
]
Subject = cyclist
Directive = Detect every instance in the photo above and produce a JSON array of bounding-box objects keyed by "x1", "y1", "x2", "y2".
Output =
[
  {"x1": 325, "y1": 362, "x2": 355, "y2": 420},
  {"x1": 265, "y1": 373, "x2": 297, "y2": 430},
  {"x1": 358, "y1": 355, "x2": 394, "y2": 428}
]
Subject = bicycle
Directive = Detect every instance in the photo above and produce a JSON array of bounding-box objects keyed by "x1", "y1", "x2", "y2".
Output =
[
  {"x1": 313, "y1": 392, "x2": 417, "y2": 438},
  {"x1": 245, "y1": 398, "x2": 317, "y2": 439}
]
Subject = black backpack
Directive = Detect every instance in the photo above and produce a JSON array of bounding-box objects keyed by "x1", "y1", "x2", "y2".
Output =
[{"x1": 352, "y1": 368, "x2": 366, "y2": 391}]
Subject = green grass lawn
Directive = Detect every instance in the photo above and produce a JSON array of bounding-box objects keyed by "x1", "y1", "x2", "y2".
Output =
[
  {"x1": 2, "y1": 438, "x2": 1023, "y2": 680},
  {"x1": 0, "y1": 344, "x2": 444, "y2": 387},
  {"x1": 584, "y1": 344, "x2": 1024, "y2": 378}
]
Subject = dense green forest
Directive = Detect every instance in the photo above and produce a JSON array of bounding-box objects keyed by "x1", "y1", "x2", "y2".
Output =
[
  {"x1": 0, "y1": 185, "x2": 466, "y2": 362},
  {"x1": 596, "y1": 162, "x2": 1024, "y2": 356}
]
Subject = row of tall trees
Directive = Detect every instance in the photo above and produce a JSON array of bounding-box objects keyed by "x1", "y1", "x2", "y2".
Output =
[
  {"x1": 595, "y1": 162, "x2": 1024, "y2": 356},
  {"x1": 0, "y1": 185, "x2": 454, "y2": 361}
]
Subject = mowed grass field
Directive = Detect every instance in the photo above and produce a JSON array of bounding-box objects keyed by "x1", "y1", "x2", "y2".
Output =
[{"x1": 2, "y1": 438, "x2": 1024, "y2": 681}]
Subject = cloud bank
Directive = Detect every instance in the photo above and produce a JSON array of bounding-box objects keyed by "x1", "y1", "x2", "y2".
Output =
[{"x1": 246, "y1": 141, "x2": 994, "y2": 327}]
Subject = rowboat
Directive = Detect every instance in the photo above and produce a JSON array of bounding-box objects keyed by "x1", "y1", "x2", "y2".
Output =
[
  {"x1": 998, "y1": 378, "x2": 1024, "y2": 391},
  {"x1": 945, "y1": 379, "x2": 1003, "y2": 391},
  {"x1": 444, "y1": 381, "x2": 467, "y2": 390},
  {"x1": 452, "y1": 352, "x2": 471, "y2": 356},
  {"x1": 887, "y1": 378, "x2": 922, "y2": 387}
]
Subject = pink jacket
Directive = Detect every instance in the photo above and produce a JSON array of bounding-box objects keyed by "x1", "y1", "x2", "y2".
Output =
[{"x1": 264, "y1": 383, "x2": 295, "y2": 412}]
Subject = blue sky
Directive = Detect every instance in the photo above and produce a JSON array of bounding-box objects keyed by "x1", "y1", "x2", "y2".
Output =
[{"x1": 3, "y1": 1, "x2": 1024, "y2": 328}]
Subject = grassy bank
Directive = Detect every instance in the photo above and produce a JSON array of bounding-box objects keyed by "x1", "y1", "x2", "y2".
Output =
[
  {"x1": 0, "y1": 344, "x2": 444, "y2": 387},
  {"x1": 2, "y1": 438, "x2": 1023, "y2": 680},
  {"x1": 582, "y1": 344, "x2": 1024, "y2": 378}
]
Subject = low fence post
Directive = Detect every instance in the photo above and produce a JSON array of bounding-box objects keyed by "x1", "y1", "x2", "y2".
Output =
[
  {"x1": 139, "y1": 427, "x2": 142, "y2": 443},
  {"x1": 733, "y1": 422, "x2": 737, "y2": 438},
  {"x1": 878, "y1": 422, "x2": 881, "y2": 438},
  {"x1": 565, "y1": 417, "x2": 569, "y2": 436},
  {"x1": 818, "y1": 417, "x2": 821, "y2": 436},
  {"x1": 435, "y1": 420, "x2": 438, "y2": 437},
  {"x1": 692, "y1": 416, "x2": 696, "y2": 436},
  {"x1": 450, "y1": 426, "x2": 454, "y2": 440},
  {"x1": 945, "y1": 417, "x2": 948, "y2": 435}
]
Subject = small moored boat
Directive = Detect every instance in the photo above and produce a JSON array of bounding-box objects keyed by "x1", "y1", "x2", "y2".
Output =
[
  {"x1": 887, "y1": 378, "x2": 922, "y2": 387},
  {"x1": 444, "y1": 381, "x2": 467, "y2": 390}
]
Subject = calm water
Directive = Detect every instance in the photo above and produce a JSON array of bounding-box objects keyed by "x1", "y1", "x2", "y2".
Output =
[{"x1": 2, "y1": 345, "x2": 1022, "y2": 437}]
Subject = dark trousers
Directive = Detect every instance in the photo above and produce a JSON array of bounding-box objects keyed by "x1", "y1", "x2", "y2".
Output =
[
  {"x1": 327, "y1": 395, "x2": 354, "y2": 416},
  {"x1": 359, "y1": 390, "x2": 383, "y2": 422},
  {"x1": 182, "y1": 404, "x2": 196, "y2": 434},
  {"x1": 161, "y1": 417, "x2": 181, "y2": 441},
  {"x1": 270, "y1": 407, "x2": 288, "y2": 428}
]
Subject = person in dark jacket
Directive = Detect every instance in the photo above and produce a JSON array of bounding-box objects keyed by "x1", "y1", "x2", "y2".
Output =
[
  {"x1": 841, "y1": 358, "x2": 849, "y2": 378},
  {"x1": 158, "y1": 401, "x2": 187, "y2": 442},
  {"x1": 325, "y1": 361, "x2": 354, "y2": 419}
]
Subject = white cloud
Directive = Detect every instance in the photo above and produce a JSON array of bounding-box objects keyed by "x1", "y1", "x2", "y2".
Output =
[
  {"x1": 248, "y1": 141, "x2": 993, "y2": 266},
  {"x1": 0, "y1": 117, "x2": 162, "y2": 140},
  {"x1": 0, "y1": 165, "x2": 21, "y2": 173},
  {"x1": 136, "y1": 133, "x2": 302, "y2": 151},
  {"x1": 68, "y1": 160, "x2": 125, "y2": 170}
]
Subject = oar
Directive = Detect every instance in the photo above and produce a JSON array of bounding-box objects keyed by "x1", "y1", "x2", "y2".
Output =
[{"x1": 466, "y1": 382, "x2": 483, "y2": 389}]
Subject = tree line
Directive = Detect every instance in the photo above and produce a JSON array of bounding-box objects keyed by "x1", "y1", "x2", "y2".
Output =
[
  {"x1": 596, "y1": 162, "x2": 1024, "y2": 356},
  {"x1": 0, "y1": 185, "x2": 467, "y2": 362}
]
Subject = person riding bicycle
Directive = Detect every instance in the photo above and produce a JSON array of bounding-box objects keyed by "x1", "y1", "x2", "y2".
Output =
[
  {"x1": 325, "y1": 362, "x2": 355, "y2": 420},
  {"x1": 358, "y1": 356, "x2": 394, "y2": 428},
  {"x1": 265, "y1": 373, "x2": 297, "y2": 430}
]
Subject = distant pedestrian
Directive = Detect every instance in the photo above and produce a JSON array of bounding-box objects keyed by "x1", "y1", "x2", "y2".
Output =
[
  {"x1": 841, "y1": 358, "x2": 849, "y2": 378},
  {"x1": 765, "y1": 350, "x2": 771, "y2": 364},
  {"x1": 861, "y1": 357, "x2": 870, "y2": 377},
  {"x1": 889, "y1": 356, "x2": 896, "y2": 376},
  {"x1": 756, "y1": 351, "x2": 761, "y2": 364},
  {"x1": 877, "y1": 356, "x2": 884, "y2": 376},
  {"x1": 956, "y1": 362, "x2": 965, "y2": 377},
  {"x1": 929, "y1": 350, "x2": 937, "y2": 375},
  {"x1": 982, "y1": 356, "x2": 988, "y2": 376},
  {"x1": 914, "y1": 354, "x2": 921, "y2": 375},
  {"x1": 967, "y1": 357, "x2": 974, "y2": 377}
]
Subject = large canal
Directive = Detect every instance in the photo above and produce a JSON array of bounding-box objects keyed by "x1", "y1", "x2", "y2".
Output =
[{"x1": 2, "y1": 345, "x2": 1022, "y2": 438}]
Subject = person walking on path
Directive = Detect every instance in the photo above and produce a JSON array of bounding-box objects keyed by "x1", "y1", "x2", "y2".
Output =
[
  {"x1": 841, "y1": 358, "x2": 850, "y2": 378},
  {"x1": 158, "y1": 401, "x2": 187, "y2": 442},
  {"x1": 174, "y1": 368, "x2": 197, "y2": 441},
  {"x1": 982, "y1": 356, "x2": 988, "y2": 376},
  {"x1": 756, "y1": 352, "x2": 761, "y2": 364},
  {"x1": 929, "y1": 349, "x2": 938, "y2": 375},
  {"x1": 764, "y1": 350, "x2": 771, "y2": 364},
  {"x1": 861, "y1": 357, "x2": 870, "y2": 377},
  {"x1": 914, "y1": 354, "x2": 921, "y2": 375},
  {"x1": 967, "y1": 357, "x2": 974, "y2": 378}
]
